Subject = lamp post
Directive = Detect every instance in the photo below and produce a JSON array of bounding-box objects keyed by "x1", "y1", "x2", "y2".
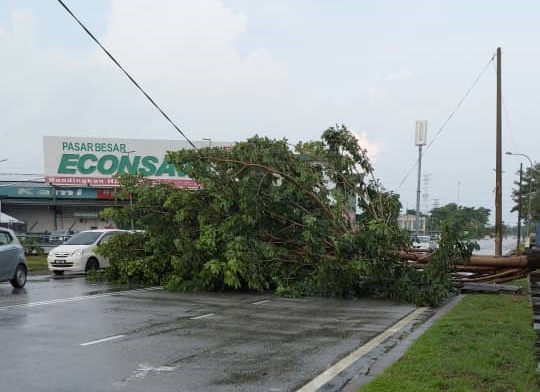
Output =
[
  {"x1": 506, "y1": 151, "x2": 533, "y2": 247},
  {"x1": 126, "y1": 150, "x2": 136, "y2": 231}
]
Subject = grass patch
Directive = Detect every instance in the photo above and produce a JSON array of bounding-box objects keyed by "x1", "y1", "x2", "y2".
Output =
[
  {"x1": 512, "y1": 278, "x2": 530, "y2": 292},
  {"x1": 26, "y1": 255, "x2": 49, "y2": 275},
  {"x1": 359, "y1": 293, "x2": 538, "y2": 392}
]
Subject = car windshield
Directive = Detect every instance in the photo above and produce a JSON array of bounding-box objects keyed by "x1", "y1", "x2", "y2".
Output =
[
  {"x1": 63, "y1": 231, "x2": 103, "y2": 245},
  {"x1": 415, "y1": 236, "x2": 431, "y2": 243}
]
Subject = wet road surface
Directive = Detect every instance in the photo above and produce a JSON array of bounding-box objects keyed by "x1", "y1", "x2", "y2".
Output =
[
  {"x1": 0, "y1": 274, "x2": 419, "y2": 392},
  {"x1": 474, "y1": 236, "x2": 517, "y2": 255}
]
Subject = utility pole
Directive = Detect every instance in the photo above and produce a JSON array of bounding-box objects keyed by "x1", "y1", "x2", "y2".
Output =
[
  {"x1": 415, "y1": 120, "x2": 427, "y2": 236},
  {"x1": 517, "y1": 163, "x2": 523, "y2": 250},
  {"x1": 422, "y1": 174, "x2": 430, "y2": 233},
  {"x1": 495, "y1": 47, "x2": 502, "y2": 257},
  {"x1": 415, "y1": 146, "x2": 422, "y2": 235},
  {"x1": 507, "y1": 151, "x2": 533, "y2": 248}
]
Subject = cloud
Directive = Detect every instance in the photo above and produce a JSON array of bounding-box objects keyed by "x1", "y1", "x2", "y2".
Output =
[
  {"x1": 385, "y1": 70, "x2": 413, "y2": 82},
  {"x1": 0, "y1": 0, "x2": 292, "y2": 173},
  {"x1": 352, "y1": 131, "x2": 383, "y2": 162},
  {"x1": 368, "y1": 69, "x2": 414, "y2": 99},
  {"x1": 98, "y1": 0, "x2": 290, "y2": 113},
  {"x1": 367, "y1": 84, "x2": 387, "y2": 100},
  {"x1": 10, "y1": 7, "x2": 37, "y2": 42}
]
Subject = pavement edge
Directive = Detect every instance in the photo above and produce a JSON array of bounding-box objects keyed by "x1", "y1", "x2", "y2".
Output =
[{"x1": 339, "y1": 294, "x2": 464, "y2": 392}]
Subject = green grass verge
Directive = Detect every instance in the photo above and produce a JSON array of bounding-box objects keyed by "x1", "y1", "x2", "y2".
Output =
[
  {"x1": 359, "y1": 293, "x2": 538, "y2": 392},
  {"x1": 26, "y1": 255, "x2": 49, "y2": 275}
]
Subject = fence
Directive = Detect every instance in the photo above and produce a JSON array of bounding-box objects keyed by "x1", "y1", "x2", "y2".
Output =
[{"x1": 17, "y1": 233, "x2": 73, "y2": 255}]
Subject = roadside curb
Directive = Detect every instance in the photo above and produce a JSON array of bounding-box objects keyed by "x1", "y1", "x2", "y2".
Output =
[{"x1": 335, "y1": 294, "x2": 464, "y2": 392}]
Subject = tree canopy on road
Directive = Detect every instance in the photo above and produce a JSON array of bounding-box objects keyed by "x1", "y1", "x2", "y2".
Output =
[{"x1": 100, "y1": 125, "x2": 474, "y2": 305}]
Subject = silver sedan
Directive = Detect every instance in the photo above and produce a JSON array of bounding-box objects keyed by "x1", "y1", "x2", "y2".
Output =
[{"x1": 0, "y1": 227, "x2": 28, "y2": 288}]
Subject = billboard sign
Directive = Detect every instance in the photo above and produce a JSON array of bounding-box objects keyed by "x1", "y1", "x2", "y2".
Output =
[{"x1": 43, "y1": 136, "x2": 231, "y2": 187}]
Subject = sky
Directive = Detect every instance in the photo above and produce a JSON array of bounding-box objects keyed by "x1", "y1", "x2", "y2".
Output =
[{"x1": 1, "y1": 0, "x2": 539, "y2": 225}]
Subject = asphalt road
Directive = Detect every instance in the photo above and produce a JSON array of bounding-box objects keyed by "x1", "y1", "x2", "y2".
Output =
[
  {"x1": 0, "y1": 274, "x2": 420, "y2": 392},
  {"x1": 474, "y1": 236, "x2": 518, "y2": 255}
]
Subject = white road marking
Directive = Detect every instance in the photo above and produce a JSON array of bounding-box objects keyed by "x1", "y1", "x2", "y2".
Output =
[
  {"x1": 189, "y1": 313, "x2": 214, "y2": 320},
  {"x1": 115, "y1": 363, "x2": 176, "y2": 386},
  {"x1": 80, "y1": 334, "x2": 126, "y2": 346},
  {"x1": 0, "y1": 287, "x2": 162, "y2": 311},
  {"x1": 294, "y1": 307, "x2": 430, "y2": 392},
  {"x1": 252, "y1": 299, "x2": 270, "y2": 305},
  {"x1": 133, "y1": 363, "x2": 176, "y2": 378}
]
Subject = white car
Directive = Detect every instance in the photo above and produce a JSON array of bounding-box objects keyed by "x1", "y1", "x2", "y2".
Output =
[
  {"x1": 411, "y1": 235, "x2": 437, "y2": 251},
  {"x1": 47, "y1": 229, "x2": 128, "y2": 275}
]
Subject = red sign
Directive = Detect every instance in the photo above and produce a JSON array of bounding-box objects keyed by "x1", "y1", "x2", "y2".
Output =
[{"x1": 97, "y1": 189, "x2": 115, "y2": 200}]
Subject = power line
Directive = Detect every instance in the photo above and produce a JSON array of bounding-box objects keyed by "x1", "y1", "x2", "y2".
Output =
[
  {"x1": 398, "y1": 52, "x2": 496, "y2": 188},
  {"x1": 490, "y1": 61, "x2": 518, "y2": 154},
  {"x1": 499, "y1": 75, "x2": 519, "y2": 154},
  {"x1": 502, "y1": 98, "x2": 518, "y2": 153},
  {"x1": 53, "y1": 0, "x2": 198, "y2": 150}
]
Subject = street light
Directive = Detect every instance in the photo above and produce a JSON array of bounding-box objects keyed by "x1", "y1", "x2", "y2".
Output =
[
  {"x1": 126, "y1": 150, "x2": 136, "y2": 231},
  {"x1": 506, "y1": 151, "x2": 533, "y2": 247}
]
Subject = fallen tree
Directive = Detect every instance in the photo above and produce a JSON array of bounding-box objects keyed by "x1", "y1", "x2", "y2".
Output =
[{"x1": 99, "y1": 125, "x2": 476, "y2": 305}]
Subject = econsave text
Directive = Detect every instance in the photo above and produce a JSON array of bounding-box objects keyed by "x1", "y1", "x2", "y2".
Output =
[{"x1": 57, "y1": 154, "x2": 187, "y2": 177}]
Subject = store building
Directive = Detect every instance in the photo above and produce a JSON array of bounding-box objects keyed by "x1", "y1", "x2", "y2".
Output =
[
  {"x1": 0, "y1": 135, "x2": 232, "y2": 233},
  {"x1": 397, "y1": 213, "x2": 427, "y2": 233},
  {"x1": 0, "y1": 182, "x2": 121, "y2": 232}
]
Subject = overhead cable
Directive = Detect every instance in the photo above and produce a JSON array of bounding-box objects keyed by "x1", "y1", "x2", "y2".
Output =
[
  {"x1": 398, "y1": 52, "x2": 496, "y2": 188},
  {"x1": 487, "y1": 60, "x2": 519, "y2": 155},
  {"x1": 54, "y1": 0, "x2": 198, "y2": 150}
]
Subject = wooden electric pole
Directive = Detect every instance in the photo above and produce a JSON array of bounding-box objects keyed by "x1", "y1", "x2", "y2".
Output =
[
  {"x1": 495, "y1": 47, "x2": 503, "y2": 256},
  {"x1": 517, "y1": 163, "x2": 523, "y2": 250}
]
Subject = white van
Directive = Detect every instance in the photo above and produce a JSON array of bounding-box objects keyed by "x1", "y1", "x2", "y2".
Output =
[
  {"x1": 47, "y1": 229, "x2": 128, "y2": 275},
  {"x1": 411, "y1": 235, "x2": 437, "y2": 251}
]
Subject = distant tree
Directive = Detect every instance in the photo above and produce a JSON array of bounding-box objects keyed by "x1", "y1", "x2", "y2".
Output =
[
  {"x1": 509, "y1": 163, "x2": 539, "y2": 224},
  {"x1": 429, "y1": 203, "x2": 490, "y2": 239}
]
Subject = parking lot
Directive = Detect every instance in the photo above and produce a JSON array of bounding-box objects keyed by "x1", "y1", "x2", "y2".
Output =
[{"x1": 0, "y1": 274, "x2": 424, "y2": 392}]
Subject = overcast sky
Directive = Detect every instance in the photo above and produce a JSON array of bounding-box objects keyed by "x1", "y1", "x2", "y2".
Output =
[{"x1": 1, "y1": 0, "x2": 539, "y2": 225}]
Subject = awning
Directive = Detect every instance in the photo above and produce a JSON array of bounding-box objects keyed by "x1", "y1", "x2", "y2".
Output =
[{"x1": 0, "y1": 212, "x2": 25, "y2": 224}]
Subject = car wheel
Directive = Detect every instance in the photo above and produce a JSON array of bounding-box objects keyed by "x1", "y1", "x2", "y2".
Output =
[
  {"x1": 10, "y1": 264, "x2": 27, "y2": 288},
  {"x1": 85, "y1": 258, "x2": 99, "y2": 273},
  {"x1": 53, "y1": 270, "x2": 64, "y2": 276}
]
